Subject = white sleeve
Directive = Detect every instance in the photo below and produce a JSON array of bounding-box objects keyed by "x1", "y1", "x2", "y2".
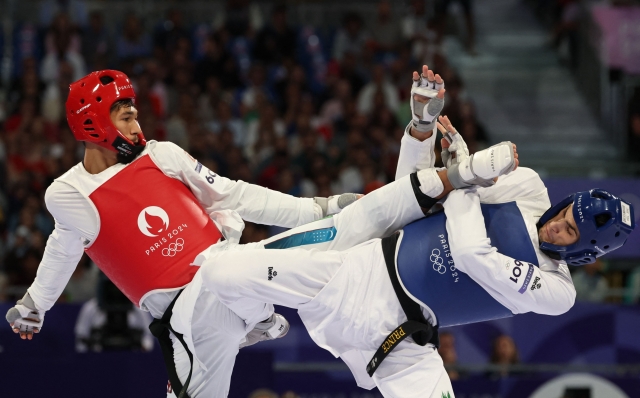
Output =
[
  {"x1": 26, "y1": 184, "x2": 90, "y2": 311},
  {"x1": 444, "y1": 189, "x2": 576, "y2": 316},
  {"x1": 395, "y1": 123, "x2": 438, "y2": 180},
  {"x1": 27, "y1": 221, "x2": 85, "y2": 312},
  {"x1": 150, "y1": 142, "x2": 317, "y2": 228},
  {"x1": 476, "y1": 168, "x2": 549, "y2": 206}
]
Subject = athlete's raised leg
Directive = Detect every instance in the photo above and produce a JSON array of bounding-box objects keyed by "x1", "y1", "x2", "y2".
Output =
[
  {"x1": 201, "y1": 244, "x2": 346, "y2": 327},
  {"x1": 258, "y1": 169, "x2": 449, "y2": 252}
]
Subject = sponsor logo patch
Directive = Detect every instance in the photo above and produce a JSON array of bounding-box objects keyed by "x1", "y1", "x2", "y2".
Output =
[
  {"x1": 621, "y1": 202, "x2": 631, "y2": 227},
  {"x1": 268, "y1": 266, "x2": 278, "y2": 281},
  {"x1": 76, "y1": 103, "x2": 91, "y2": 114},
  {"x1": 530, "y1": 276, "x2": 542, "y2": 290}
]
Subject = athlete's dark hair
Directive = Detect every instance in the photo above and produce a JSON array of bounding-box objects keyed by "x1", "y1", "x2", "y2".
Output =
[{"x1": 110, "y1": 98, "x2": 135, "y2": 113}]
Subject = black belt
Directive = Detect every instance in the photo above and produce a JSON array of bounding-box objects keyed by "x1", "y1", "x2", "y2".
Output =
[
  {"x1": 366, "y1": 233, "x2": 440, "y2": 377},
  {"x1": 149, "y1": 290, "x2": 193, "y2": 398}
]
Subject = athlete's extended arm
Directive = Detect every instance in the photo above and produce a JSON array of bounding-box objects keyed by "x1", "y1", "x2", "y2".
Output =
[
  {"x1": 149, "y1": 142, "x2": 343, "y2": 232},
  {"x1": 5, "y1": 179, "x2": 100, "y2": 340},
  {"x1": 444, "y1": 189, "x2": 576, "y2": 316},
  {"x1": 396, "y1": 65, "x2": 444, "y2": 180},
  {"x1": 6, "y1": 217, "x2": 85, "y2": 339}
]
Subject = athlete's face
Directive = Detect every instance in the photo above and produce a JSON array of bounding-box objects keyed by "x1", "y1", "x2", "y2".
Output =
[
  {"x1": 539, "y1": 204, "x2": 580, "y2": 246},
  {"x1": 110, "y1": 105, "x2": 141, "y2": 144}
]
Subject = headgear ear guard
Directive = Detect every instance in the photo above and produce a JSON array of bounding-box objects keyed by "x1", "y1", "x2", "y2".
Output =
[
  {"x1": 538, "y1": 189, "x2": 635, "y2": 266},
  {"x1": 66, "y1": 70, "x2": 146, "y2": 161}
]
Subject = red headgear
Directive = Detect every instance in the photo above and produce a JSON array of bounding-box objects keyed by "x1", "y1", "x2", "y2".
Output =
[{"x1": 66, "y1": 70, "x2": 146, "y2": 157}]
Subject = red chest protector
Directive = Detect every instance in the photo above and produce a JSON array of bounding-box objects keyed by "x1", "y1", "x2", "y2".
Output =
[{"x1": 86, "y1": 155, "x2": 223, "y2": 306}]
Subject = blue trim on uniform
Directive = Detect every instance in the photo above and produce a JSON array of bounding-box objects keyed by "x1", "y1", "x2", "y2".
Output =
[
  {"x1": 519, "y1": 263, "x2": 535, "y2": 293},
  {"x1": 264, "y1": 227, "x2": 337, "y2": 249}
]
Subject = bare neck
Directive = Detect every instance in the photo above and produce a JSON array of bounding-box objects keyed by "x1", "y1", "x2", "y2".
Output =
[{"x1": 83, "y1": 143, "x2": 118, "y2": 174}]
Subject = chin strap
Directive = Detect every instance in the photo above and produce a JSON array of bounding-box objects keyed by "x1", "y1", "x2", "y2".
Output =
[{"x1": 116, "y1": 141, "x2": 146, "y2": 164}]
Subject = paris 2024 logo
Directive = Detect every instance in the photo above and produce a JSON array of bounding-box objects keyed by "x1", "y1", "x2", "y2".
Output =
[{"x1": 137, "y1": 206, "x2": 188, "y2": 256}]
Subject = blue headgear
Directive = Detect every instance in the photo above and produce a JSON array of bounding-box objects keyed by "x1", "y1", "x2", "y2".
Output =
[{"x1": 537, "y1": 189, "x2": 635, "y2": 266}]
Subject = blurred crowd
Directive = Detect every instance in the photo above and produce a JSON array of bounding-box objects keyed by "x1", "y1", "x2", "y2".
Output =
[
  {"x1": 0, "y1": 0, "x2": 638, "y2": 306},
  {"x1": 0, "y1": 0, "x2": 490, "y2": 302}
]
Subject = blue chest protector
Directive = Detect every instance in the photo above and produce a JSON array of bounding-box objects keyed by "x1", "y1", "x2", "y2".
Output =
[{"x1": 397, "y1": 202, "x2": 539, "y2": 327}]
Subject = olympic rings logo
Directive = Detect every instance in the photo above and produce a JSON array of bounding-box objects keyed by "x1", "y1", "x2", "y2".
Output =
[
  {"x1": 430, "y1": 248, "x2": 446, "y2": 274},
  {"x1": 162, "y1": 238, "x2": 184, "y2": 257}
]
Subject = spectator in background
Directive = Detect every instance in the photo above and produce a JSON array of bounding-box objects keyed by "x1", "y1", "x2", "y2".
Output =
[
  {"x1": 369, "y1": 0, "x2": 402, "y2": 57},
  {"x1": 39, "y1": 0, "x2": 88, "y2": 29},
  {"x1": 195, "y1": 34, "x2": 240, "y2": 91},
  {"x1": 551, "y1": 0, "x2": 581, "y2": 69},
  {"x1": 4, "y1": 246, "x2": 41, "y2": 302},
  {"x1": 41, "y1": 12, "x2": 87, "y2": 84},
  {"x1": 74, "y1": 276, "x2": 154, "y2": 353},
  {"x1": 357, "y1": 64, "x2": 400, "y2": 115},
  {"x1": 280, "y1": 392, "x2": 300, "y2": 398},
  {"x1": 624, "y1": 264, "x2": 640, "y2": 304},
  {"x1": 253, "y1": 4, "x2": 296, "y2": 66},
  {"x1": 572, "y1": 259, "x2": 609, "y2": 302},
  {"x1": 402, "y1": 0, "x2": 439, "y2": 63},
  {"x1": 6, "y1": 58, "x2": 42, "y2": 108},
  {"x1": 82, "y1": 11, "x2": 111, "y2": 71},
  {"x1": 116, "y1": 14, "x2": 152, "y2": 60},
  {"x1": 42, "y1": 59, "x2": 75, "y2": 124},
  {"x1": 214, "y1": 0, "x2": 264, "y2": 37},
  {"x1": 488, "y1": 334, "x2": 520, "y2": 379},
  {"x1": 628, "y1": 88, "x2": 640, "y2": 164},
  {"x1": 438, "y1": 331, "x2": 460, "y2": 380},
  {"x1": 154, "y1": 8, "x2": 190, "y2": 57},
  {"x1": 434, "y1": 0, "x2": 477, "y2": 55},
  {"x1": 333, "y1": 12, "x2": 370, "y2": 62},
  {"x1": 440, "y1": 74, "x2": 464, "y2": 129},
  {"x1": 244, "y1": 102, "x2": 286, "y2": 165},
  {"x1": 238, "y1": 63, "x2": 274, "y2": 118},
  {"x1": 458, "y1": 100, "x2": 489, "y2": 153},
  {"x1": 166, "y1": 92, "x2": 194, "y2": 150},
  {"x1": 207, "y1": 100, "x2": 246, "y2": 147}
]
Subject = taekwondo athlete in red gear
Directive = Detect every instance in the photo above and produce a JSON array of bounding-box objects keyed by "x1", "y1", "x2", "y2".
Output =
[{"x1": 4, "y1": 70, "x2": 357, "y2": 397}]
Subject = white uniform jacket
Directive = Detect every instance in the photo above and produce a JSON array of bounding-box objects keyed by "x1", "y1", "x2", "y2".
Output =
[{"x1": 28, "y1": 140, "x2": 319, "y2": 317}]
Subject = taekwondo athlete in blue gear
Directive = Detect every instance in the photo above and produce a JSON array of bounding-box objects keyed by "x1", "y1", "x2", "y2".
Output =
[
  {"x1": 395, "y1": 188, "x2": 635, "y2": 329},
  {"x1": 202, "y1": 68, "x2": 635, "y2": 398}
]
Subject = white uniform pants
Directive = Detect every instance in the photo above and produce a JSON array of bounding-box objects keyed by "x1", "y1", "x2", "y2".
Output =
[
  {"x1": 204, "y1": 240, "x2": 454, "y2": 398},
  {"x1": 168, "y1": 279, "x2": 247, "y2": 398}
]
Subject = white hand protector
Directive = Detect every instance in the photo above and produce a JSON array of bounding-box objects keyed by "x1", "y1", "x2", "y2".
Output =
[
  {"x1": 314, "y1": 193, "x2": 359, "y2": 217},
  {"x1": 411, "y1": 74, "x2": 445, "y2": 133},
  {"x1": 440, "y1": 125, "x2": 470, "y2": 168},
  {"x1": 239, "y1": 313, "x2": 289, "y2": 348},
  {"x1": 446, "y1": 141, "x2": 517, "y2": 189},
  {"x1": 5, "y1": 292, "x2": 45, "y2": 333}
]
